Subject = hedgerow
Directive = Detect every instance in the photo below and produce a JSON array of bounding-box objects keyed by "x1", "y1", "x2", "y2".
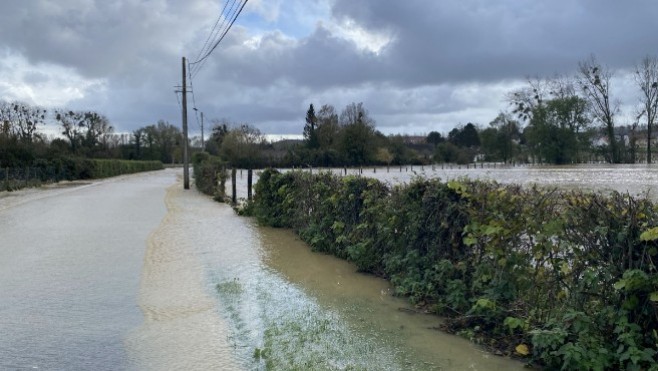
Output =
[
  {"x1": 251, "y1": 169, "x2": 658, "y2": 369},
  {"x1": 1, "y1": 158, "x2": 163, "y2": 191}
]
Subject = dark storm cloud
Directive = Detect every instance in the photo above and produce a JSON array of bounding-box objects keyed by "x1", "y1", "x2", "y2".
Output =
[
  {"x1": 330, "y1": 0, "x2": 658, "y2": 83},
  {"x1": 199, "y1": 0, "x2": 658, "y2": 100},
  {"x1": 1, "y1": 0, "x2": 657, "y2": 134},
  {"x1": 0, "y1": 0, "x2": 208, "y2": 79}
]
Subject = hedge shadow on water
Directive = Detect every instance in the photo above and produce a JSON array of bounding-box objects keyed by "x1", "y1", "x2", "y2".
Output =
[{"x1": 250, "y1": 168, "x2": 658, "y2": 369}]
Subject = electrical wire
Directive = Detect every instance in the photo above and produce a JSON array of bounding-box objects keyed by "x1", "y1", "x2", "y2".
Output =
[
  {"x1": 188, "y1": 68, "x2": 202, "y2": 130},
  {"x1": 189, "y1": 0, "x2": 248, "y2": 78},
  {"x1": 177, "y1": 0, "x2": 248, "y2": 131},
  {"x1": 191, "y1": 0, "x2": 233, "y2": 65},
  {"x1": 190, "y1": 0, "x2": 242, "y2": 71},
  {"x1": 174, "y1": 90, "x2": 182, "y2": 110}
]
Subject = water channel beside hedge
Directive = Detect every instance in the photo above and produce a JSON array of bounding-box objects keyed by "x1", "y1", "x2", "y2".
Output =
[{"x1": 250, "y1": 169, "x2": 658, "y2": 369}]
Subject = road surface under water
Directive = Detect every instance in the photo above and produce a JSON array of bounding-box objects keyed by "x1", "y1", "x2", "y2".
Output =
[{"x1": 0, "y1": 171, "x2": 174, "y2": 370}]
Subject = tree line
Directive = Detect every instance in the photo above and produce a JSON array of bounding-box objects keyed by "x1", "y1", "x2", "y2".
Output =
[
  {"x1": 438, "y1": 55, "x2": 658, "y2": 165},
  {"x1": 204, "y1": 54, "x2": 658, "y2": 168},
  {"x1": 0, "y1": 100, "x2": 185, "y2": 168}
]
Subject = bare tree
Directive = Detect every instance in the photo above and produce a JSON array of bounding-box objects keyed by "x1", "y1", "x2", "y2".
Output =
[
  {"x1": 634, "y1": 56, "x2": 658, "y2": 163},
  {"x1": 578, "y1": 56, "x2": 620, "y2": 163},
  {"x1": 339, "y1": 102, "x2": 374, "y2": 127},
  {"x1": 55, "y1": 110, "x2": 113, "y2": 153},
  {"x1": 0, "y1": 101, "x2": 46, "y2": 142},
  {"x1": 315, "y1": 104, "x2": 339, "y2": 149},
  {"x1": 507, "y1": 77, "x2": 551, "y2": 123}
]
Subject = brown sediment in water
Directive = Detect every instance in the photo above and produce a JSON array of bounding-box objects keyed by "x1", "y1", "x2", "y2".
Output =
[
  {"x1": 125, "y1": 181, "x2": 241, "y2": 370},
  {"x1": 257, "y1": 226, "x2": 526, "y2": 370}
]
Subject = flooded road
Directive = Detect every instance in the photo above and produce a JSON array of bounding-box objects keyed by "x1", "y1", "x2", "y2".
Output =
[
  {"x1": 0, "y1": 167, "x2": 555, "y2": 370},
  {"x1": 0, "y1": 171, "x2": 174, "y2": 370}
]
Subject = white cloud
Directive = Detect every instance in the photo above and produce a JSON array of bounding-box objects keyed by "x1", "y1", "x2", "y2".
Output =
[
  {"x1": 0, "y1": 51, "x2": 107, "y2": 107},
  {"x1": 326, "y1": 18, "x2": 394, "y2": 55}
]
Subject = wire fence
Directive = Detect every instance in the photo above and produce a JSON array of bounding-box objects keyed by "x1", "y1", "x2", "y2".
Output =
[{"x1": 0, "y1": 166, "x2": 76, "y2": 191}]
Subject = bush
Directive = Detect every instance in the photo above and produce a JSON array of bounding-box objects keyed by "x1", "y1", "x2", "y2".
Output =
[
  {"x1": 250, "y1": 170, "x2": 658, "y2": 369},
  {"x1": 192, "y1": 153, "x2": 227, "y2": 199},
  {"x1": 0, "y1": 158, "x2": 163, "y2": 191}
]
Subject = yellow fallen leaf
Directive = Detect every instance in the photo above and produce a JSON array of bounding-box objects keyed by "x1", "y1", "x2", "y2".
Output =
[{"x1": 515, "y1": 344, "x2": 529, "y2": 356}]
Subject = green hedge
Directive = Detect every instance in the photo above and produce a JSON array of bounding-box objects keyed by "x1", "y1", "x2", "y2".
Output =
[
  {"x1": 1, "y1": 158, "x2": 163, "y2": 191},
  {"x1": 192, "y1": 152, "x2": 227, "y2": 199},
  {"x1": 80, "y1": 158, "x2": 163, "y2": 179},
  {"x1": 251, "y1": 169, "x2": 658, "y2": 369}
]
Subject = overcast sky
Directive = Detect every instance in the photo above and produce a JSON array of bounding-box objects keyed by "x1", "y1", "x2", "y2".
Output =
[{"x1": 1, "y1": 0, "x2": 657, "y2": 138}]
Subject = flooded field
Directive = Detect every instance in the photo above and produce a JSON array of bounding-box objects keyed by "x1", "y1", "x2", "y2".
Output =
[{"x1": 231, "y1": 163, "x2": 658, "y2": 201}]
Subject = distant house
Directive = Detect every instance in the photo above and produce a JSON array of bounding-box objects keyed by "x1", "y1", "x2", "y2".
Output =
[{"x1": 402, "y1": 136, "x2": 427, "y2": 145}]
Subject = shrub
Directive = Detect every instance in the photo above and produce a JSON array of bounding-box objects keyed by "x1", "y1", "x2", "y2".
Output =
[{"x1": 249, "y1": 170, "x2": 658, "y2": 368}]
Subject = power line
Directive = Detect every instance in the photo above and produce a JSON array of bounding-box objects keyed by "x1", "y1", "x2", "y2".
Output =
[
  {"x1": 189, "y1": 0, "x2": 248, "y2": 78},
  {"x1": 187, "y1": 68, "x2": 202, "y2": 130},
  {"x1": 191, "y1": 0, "x2": 233, "y2": 65},
  {"x1": 190, "y1": 0, "x2": 241, "y2": 74},
  {"x1": 174, "y1": 90, "x2": 182, "y2": 110}
]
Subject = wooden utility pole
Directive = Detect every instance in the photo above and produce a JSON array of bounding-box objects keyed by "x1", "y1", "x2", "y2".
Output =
[
  {"x1": 182, "y1": 57, "x2": 190, "y2": 189},
  {"x1": 201, "y1": 111, "x2": 205, "y2": 151}
]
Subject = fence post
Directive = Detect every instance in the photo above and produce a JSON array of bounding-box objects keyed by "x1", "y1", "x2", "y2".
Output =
[
  {"x1": 247, "y1": 169, "x2": 253, "y2": 201},
  {"x1": 232, "y1": 168, "x2": 237, "y2": 205}
]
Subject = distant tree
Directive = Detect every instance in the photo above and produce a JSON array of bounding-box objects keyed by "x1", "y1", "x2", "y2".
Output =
[
  {"x1": 478, "y1": 113, "x2": 518, "y2": 163},
  {"x1": 634, "y1": 55, "x2": 658, "y2": 163},
  {"x1": 524, "y1": 97, "x2": 589, "y2": 164},
  {"x1": 339, "y1": 102, "x2": 373, "y2": 127},
  {"x1": 0, "y1": 102, "x2": 47, "y2": 143},
  {"x1": 508, "y1": 77, "x2": 551, "y2": 123},
  {"x1": 479, "y1": 127, "x2": 499, "y2": 161},
  {"x1": 220, "y1": 124, "x2": 265, "y2": 168},
  {"x1": 55, "y1": 110, "x2": 84, "y2": 153},
  {"x1": 303, "y1": 103, "x2": 319, "y2": 149},
  {"x1": 449, "y1": 123, "x2": 480, "y2": 148},
  {"x1": 386, "y1": 135, "x2": 414, "y2": 165},
  {"x1": 55, "y1": 110, "x2": 113, "y2": 155},
  {"x1": 375, "y1": 147, "x2": 394, "y2": 166},
  {"x1": 435, "y1": 142, "x2": 463, "y2": 163},
  {"x1": 578, "y1": 55, "x2": 620, "y2": 163},
  {"x1": 82, "y1": 112, "x2": 113, "y2": 151},
  {"x1": 206, "y1": 118, "x2": 230, "y2": 156},
  {"x1": 315, "y1": 104, "x2": 340, "y2": 150},
  {"x1": 338, "y1": 102, "x2": 377, "y2": 165},
  {"x1": 426, "y1": 131, "x2": 444, "y2": 147},
  {"x1": 154, "y1": 120, "x2": 182, "y2": 163},
  {"x1": 132, "y1": 128, "x2": 144, "y2": 159},
  {"x1": 139, "y1": 121, "x2": 183, "y2": 163}
]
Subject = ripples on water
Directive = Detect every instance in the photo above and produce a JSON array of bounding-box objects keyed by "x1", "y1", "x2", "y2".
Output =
[
  {"x1": 14, "y1": 165, "x2": 640, "y2": 369},
  {"x1": 142, "y1": 178, "x2": 524, "y2": 370},
  {"x1": 0, "y1": 171, "x2": 173, "y2": 371}
]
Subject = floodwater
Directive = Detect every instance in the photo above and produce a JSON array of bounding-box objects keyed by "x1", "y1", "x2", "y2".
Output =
[
  {"x1": 5, "y1": 164, "x2": 655, "y2": 370},
  {"x1": 232, "y1": 163, "x2": 658, "y2": 201},
  {"x1": 0, "y1": 171, "x2": 173, "y2": 370}
]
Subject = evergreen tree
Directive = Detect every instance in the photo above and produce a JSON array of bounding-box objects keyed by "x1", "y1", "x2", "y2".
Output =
[{"x1": 303, "y1": 104, "x2": 319, "y2": 149}]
